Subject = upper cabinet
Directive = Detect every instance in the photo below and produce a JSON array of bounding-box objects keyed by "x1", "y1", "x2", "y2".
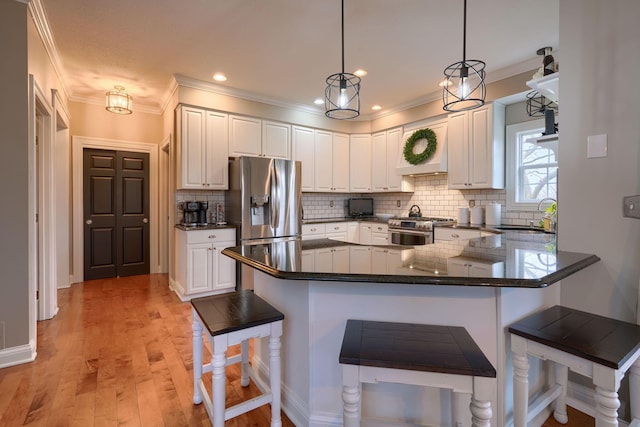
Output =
[
  {"x1": 228, "y1": 115, "x2": 291, "y2": 159},
  {"x1": 176, "y1": 105, "x2": 229, "y2": 190},
  {"x1": 447, "y1": 103, "x2": 505, "y2": 189},
  {"x1": 292, "y1": 126, "x2": 316, "y2": 191},
  {"x1": 349, "y1": 134, "x2": 372, "y2": 192},
  {"x1": 372, "y1": 127, "x2": 414, "y2": 192},
  {"x1": 315, "y1": 131, "x2": 349, "y2": 192}
]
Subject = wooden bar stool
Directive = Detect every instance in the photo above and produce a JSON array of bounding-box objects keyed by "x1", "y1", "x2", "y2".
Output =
[
  {"x1": 339, "y1": 319, "x2": 497, "y2": 427},
  {"x1": 509, "y1": 305, "x2": 640, "y2": 427},
  {"x1": 191, "y1": 291, "x2": 284, "y2": 427}
]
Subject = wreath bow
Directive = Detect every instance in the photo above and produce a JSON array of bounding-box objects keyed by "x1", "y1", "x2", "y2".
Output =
[{"x1": 403, "y1": 128, "x2": 437, "y2": 165}]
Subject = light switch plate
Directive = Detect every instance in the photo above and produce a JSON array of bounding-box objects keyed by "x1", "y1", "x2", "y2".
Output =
[
  {"x1": 623, "y1": 195, "x2": 640, "y2": 219},
  {"x1": 587, "y1": 134, "x2": 607, "y2": 158}
]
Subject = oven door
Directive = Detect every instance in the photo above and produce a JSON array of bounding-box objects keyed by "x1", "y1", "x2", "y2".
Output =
[{"x1": 388, "y1": 228, "x2": 432, "y2": 246}]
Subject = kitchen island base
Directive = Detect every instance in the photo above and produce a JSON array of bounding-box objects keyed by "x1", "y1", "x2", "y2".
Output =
[{"x1": 249, "y1": 271, "x2": 561, "y2": 427}]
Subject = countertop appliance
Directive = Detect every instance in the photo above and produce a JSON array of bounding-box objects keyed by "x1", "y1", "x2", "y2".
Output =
[
  {"x1": 181, "y1": 201, "x2": 209, "y2": 226},
  {"x1": 226, "y1": 156, "x2": 302, "y2": 244},
  {"x1": 388, "y1": 217, "x2": 455, "y2": 245},
  {"x1": 347, "y1": 197, "x2": 374, "y2": 218}
]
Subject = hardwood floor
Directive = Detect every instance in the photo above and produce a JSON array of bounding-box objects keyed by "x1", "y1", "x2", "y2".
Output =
[{"x1": 0, "y1": 274, "x2": 595, "y2": 426}]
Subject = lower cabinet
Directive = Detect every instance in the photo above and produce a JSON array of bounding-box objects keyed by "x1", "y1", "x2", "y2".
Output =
[
  {"x1": 173, "y1": 228, "x2": 236, "y2": 300},
  {"x1": 434, "y1": 227, "x2": 494, "y2": 242},
  {"x1": 447, "y1": 256, "x2": 504, "y2": 278}
]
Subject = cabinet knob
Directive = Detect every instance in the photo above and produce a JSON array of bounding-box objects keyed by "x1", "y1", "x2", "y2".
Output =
[
  {"x1": 209, "y1": 235, "x2": 216, "y2": 239},
  {"x1": 452, "y1": 233, "x2": 460, "y2": 238},
  {"x1": 310, "y1": 228, "x2": 316, "y2": 232}
]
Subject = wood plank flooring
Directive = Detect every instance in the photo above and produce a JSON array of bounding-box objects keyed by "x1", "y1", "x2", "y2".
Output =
[{"x1": 0, "y1": 274, "x2": 595, "y2": 426}]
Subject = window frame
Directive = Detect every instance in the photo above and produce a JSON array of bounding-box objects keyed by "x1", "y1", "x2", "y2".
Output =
[{"x1": 506, "y1": 119, "x2": 557, "y2": 211}]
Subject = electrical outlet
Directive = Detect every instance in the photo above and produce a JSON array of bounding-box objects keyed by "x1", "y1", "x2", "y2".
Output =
[
  {"x1": 329, "y1": 200, "x2": 334, "y2": 208},
  {"x1": 623, "y1": 195, "x2": 640, "y2": 219},
  {"x1": 396, "y1": 200, "x2": 401, "y2": 207}
]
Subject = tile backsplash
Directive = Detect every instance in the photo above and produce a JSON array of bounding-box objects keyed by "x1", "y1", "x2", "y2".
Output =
[{"x1": 176, "y1": 175, "x2": 547, "y2": 226}]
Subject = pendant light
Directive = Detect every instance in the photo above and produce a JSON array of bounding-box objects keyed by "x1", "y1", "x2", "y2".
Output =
[
  {"x1": 106, "y1": 85, "x2": 133, "y2": 115},
  {"x1": 325, "y1": 0, "x2": 360, "y2": 119},
  {"x1": 442, "y1": 0, "x2": 485, "y2": 112}
]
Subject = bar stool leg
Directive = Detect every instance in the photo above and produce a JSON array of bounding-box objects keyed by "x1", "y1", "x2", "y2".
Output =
[
  {"x1": 630, "y1": 360, "x2": 640, "y2": 422},
  {"x1": 212, "y1": 347, "x2": 228, "y2": 427},
  {"x1": 595, "y1": 386, "x2": 620, "y2": 427},
  {"x1": 453, "y1": 392, "x2": 471, "y2": 426},
  {"x1": 511, "y1": 336, "x2": 530, "y2": 427},
  {"x1": 470, "y1": 398, "x2": 492, "y2": 427},
  {"x1": 192, "y1": 312, "x2": 203, "y2": 405},
  {"x1": 269, "y1": 334, "x2": 282, "y2": 427},
  {"x1": 341, "y1": 364, "x2": 361, "y2": 427},
  {"x1": 553, "y1": 363, "x2": 569, "y2": 423},
  {"x1": 241, "y1": 339, "x2": 250, "y2": 387}
]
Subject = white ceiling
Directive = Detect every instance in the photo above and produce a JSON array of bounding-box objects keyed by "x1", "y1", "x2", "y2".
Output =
[{"x1": 38, "y1": 0, "x2": 559, "y2": 117}]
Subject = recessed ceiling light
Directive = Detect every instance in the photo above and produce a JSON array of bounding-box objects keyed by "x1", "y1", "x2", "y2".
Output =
[
  {"x1": 314, "y1": 98, "x2": 324, "y2": 105},
  {"x1": 354, "y1": 69, "x2": 368, "y2": 77},
  {"x1": 371, "y1": 105, "x2": 382, "y2": 111},
  {"x1": 213, "y1": 73, "x2": 227, "y2": 82}
]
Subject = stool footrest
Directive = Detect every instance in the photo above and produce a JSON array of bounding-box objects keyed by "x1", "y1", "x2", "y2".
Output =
[
  {"x1": 527, "y1": 384, "x2": 562, "y2": 423},
  {"x1": 225, "y1": 393, "x2": 273, "y2": 420}
]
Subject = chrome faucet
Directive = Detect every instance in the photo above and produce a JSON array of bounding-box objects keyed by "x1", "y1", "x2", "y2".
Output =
[{"x1": 537, "y1": 197, "x2": 557, "y2": 211}]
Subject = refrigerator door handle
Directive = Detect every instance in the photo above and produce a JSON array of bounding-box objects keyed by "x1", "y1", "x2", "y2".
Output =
[{"x1": 270, "y1": 163, "x2": 279, "y2": 230}]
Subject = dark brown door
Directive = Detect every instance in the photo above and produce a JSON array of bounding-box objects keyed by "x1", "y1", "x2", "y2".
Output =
[{"x1": 84, "y1": 149, "x2": 150, "y2": 280}]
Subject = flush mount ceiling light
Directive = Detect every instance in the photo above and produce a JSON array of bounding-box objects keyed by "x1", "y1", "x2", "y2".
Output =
[
  {"x1": 442, "y1": 0, "x2": 486, "y2": 112},
  {"x1": 325, "y1": 0, "x2": 360, "y2": 120},
  {"x1": 105, "y1": 85, "x2": 132, "y2": 115}
]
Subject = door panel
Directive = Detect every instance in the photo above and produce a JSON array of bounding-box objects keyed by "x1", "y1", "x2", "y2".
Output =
[{"x1": 83, "y1": 148, "x2": 150, "y2": 280}]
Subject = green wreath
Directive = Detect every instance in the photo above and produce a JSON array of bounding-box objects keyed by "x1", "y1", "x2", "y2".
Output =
[{"x1": 403, "y1": 128, "x2": 437, "y2": 165}]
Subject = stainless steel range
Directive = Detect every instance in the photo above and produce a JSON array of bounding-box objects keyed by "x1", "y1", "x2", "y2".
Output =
[{"x1": 388, "y1": 217, "x2": 455, "y2": 245}]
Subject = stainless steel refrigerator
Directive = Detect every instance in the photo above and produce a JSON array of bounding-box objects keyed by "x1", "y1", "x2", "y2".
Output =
[{"x1": 226, "y1": 156, "x2": 302, "y2": 244}]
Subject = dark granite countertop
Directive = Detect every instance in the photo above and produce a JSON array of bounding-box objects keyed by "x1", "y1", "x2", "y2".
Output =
[
  {"x1": 174, "y1": 224, "x2": 236, "y2": 231},
  {"x1": 222, "y1": 232, "x2": 599, "y2": 288},
  {"x1": 302, "y1": 216, "x2": 388, "y2": 224}
]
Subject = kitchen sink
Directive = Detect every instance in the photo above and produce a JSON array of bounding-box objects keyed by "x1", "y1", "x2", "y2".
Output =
[{"x1": 493, "y1": 225, "x2": 555, "y2": 234}]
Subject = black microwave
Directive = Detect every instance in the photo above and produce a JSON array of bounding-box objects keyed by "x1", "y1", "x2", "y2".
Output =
[{"x1": 347, "y1": 198, "x2": 374, "y2": 218}]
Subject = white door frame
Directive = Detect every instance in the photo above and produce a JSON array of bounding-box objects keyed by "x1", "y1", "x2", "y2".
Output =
[{"x1": 72, "y1": 136, "x2": 159, "y2": 283}]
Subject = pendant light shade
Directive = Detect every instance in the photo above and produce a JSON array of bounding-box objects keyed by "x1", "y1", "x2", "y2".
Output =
[
  {"x1": 106, "y1": 85, "x2": 133, "y2": 115},
  {"x1": 325, "y1": 0, "x2": 360, "y2": 119},
  {"x1": 443, "y1": 0, "x2": 486, "y2": 112}
]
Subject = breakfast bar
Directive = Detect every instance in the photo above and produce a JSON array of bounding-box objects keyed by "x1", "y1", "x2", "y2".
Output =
[{"x1": 222, "y1": 232, "x2": 600, "y2": 427}]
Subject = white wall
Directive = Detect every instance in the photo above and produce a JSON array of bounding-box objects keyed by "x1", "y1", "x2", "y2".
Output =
[{"x1": 558, "y1": 0, "x2": 640, "y2": 322}]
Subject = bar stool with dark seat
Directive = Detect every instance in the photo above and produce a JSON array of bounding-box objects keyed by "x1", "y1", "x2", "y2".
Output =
[
  {"x1": 509, "y1": 305, "x2": 640, "y2": 427},
  {"x1": 339, "y1": 319, "x2": 497, "y2": 427},
  {"x1": 191, "y1": 291, "x2": 285, "y2": 427}
]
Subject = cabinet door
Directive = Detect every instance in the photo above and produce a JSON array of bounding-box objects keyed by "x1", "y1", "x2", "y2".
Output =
[
  {"x1": 469, "y1": 106, "x2": 492, "y2": 187},
  {"x1": 371, "y1": 248, "x2": 389, "y2": 274},
  {"x1": 187, "y1": 243, "x2": 212, "y2": 293},
  {"x1": 332, "y1": 246, "x2": 350, "y2": 273},
  {"x1": 349, "y1": 246, "x2": 371, "y2": 274},
  {"x1": 314, "y1": 248, "x2": 334, "y2": 272},
  {"x1": 447, "y1": 111, "x2": 469, "y2": 189},
  {"x1": 314, "y1": 130, "x2": 333, "y2": 192},
  {"x1": 205, "y1": 111, "x2": 229, "y2": 189},
  {"x1": 347, "y1": 222, "x2": 359, "y2": 242},
  {"x1": 359, "y1": 223, "x2": 372, "y2": 245},
  {"x1": 229, "y1": 115, "x2": 261, "y2": 157},
  {"x1": 179, "y1": 106, "x2": 206, "y2": 189},
  {"x1": 371, "y1": 132, "x2": 388, "y2": 191},
  {"x1": 293, "y1": 126, "x2": 315, "y2": 191},
  {"x1": 301, "y1": 250, "x2": 315, "y2": 272},
  {"x1": 262, "y1": 120, "x2": 291, "y2": 159},
  {"x1": 212, "y1": 241, "x2": 236, "y2": 290},
  {"x1": 350, "y1": 134, "x2": 372, "y2": 192},
  {"x1": 385, "y1": 128, "x2": 404, "y2": 191},
  {"x1": 332, "y1": 133, "x2": 350, "y2": 192}
]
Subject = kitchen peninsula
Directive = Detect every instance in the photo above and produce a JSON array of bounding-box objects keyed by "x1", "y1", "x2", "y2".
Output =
[{"x1": 222, "y1": 232, "x2": 600, "y2": 427}]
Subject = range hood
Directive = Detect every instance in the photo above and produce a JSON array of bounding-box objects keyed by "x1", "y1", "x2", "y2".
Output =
[{"x1": 396, "y1": 118, "x2": 448, "y2": 175}]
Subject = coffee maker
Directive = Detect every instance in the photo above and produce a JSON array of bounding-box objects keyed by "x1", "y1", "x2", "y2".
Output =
[{"x1": 182, "y1": 201, "x2": 209, "y2": 226}]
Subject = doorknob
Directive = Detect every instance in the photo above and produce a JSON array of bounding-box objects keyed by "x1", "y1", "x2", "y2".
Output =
[
  {"x1": 85, "y1": 219, "x2": 92, "y2": 225},
  {"x1": 143, "y1": 218, "x2": 148, "y2": 223}
]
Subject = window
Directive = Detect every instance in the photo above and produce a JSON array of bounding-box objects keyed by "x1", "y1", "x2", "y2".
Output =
[{"x1": 506, "y1": 119, "x2": 558, "y2": 211}]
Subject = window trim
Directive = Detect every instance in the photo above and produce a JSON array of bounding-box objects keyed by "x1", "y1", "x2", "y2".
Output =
[{"x1": 506, "y1": 119, "x2": 557, "y2": 211}]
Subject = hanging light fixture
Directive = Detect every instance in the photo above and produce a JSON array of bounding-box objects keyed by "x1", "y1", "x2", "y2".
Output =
[
  {"x1": 325, "y1": 0, "x2": 360, "y2": 119},
  {"x1": 105, "y1": 85, "x2": 133, "y2": 115},
  {"x1": 442, "y1": 0, "x2": 486, "y2": 112}
]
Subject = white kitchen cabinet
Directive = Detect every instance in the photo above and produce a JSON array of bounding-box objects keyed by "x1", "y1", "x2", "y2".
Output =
[
  {"x1": 372, "y1": 127, "x2": 414, "y2": 192},
  {"x1": 371, "y1": 247, "x2": 403, "y2": 274},
  {"x1": 349, "y1": 134, "x2": 372, "y2": 192},
  {"x1": 447, "y1": 256, "x2": 504, "y2": 278},
  {"x1": 349, "y1": 246, "x2": 372, "y2": 274},
  {"x1": 302, "y1": 223, "x2": 326, "y2": 240},
  {"x1": 324, "y1": 222, "x2": 348, "y2": 240},
  {"x1": 315, "y1": 131, "x2": 349, "y2": 192},
  {"x1": 371, "y1": 223, "x2": 389, "y2": 245},
  {"x1": 447, "y1": 103, "x2": 505, "y2": 189},
  {"x1": 292, "y1": 126, "x2": 316, "y2": 191},
  {"x1": 358, "y1": 223, "x2": 373, "y2": 245},
  {"x1": 315, "y1": 246, "x2": 350, "y2": 273},
  {"x1": 176, "y1": 106, "x2": 229, "y2": 190},
  {"x1": 347, "y1": 222, "x2": 359, "y2": 242},
  {"x1": 173, "y1": 228, "x2": 236, "y2": 300},
  {"x1": 228, "y1": 114, "x2": 262, "y2": 158},
  {"x1": 434, "y1": 227, "x2": 482, "y2": 242},
  {"x1": 261, "y1": 120, "x2": 291, "y2": 159}
]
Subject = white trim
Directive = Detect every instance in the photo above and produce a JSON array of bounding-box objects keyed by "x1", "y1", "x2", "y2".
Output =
[
  {"x1": 0, "y1": 341, "x2": 36, "y2": 369},
  {"x1": 72, "y1": 136, "x2": 159, "y2": 283}
]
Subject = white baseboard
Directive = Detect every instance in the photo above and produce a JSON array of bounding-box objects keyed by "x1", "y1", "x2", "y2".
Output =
[{"x1": 0, "y1": 341, "x2": 36, "y2": 368}]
